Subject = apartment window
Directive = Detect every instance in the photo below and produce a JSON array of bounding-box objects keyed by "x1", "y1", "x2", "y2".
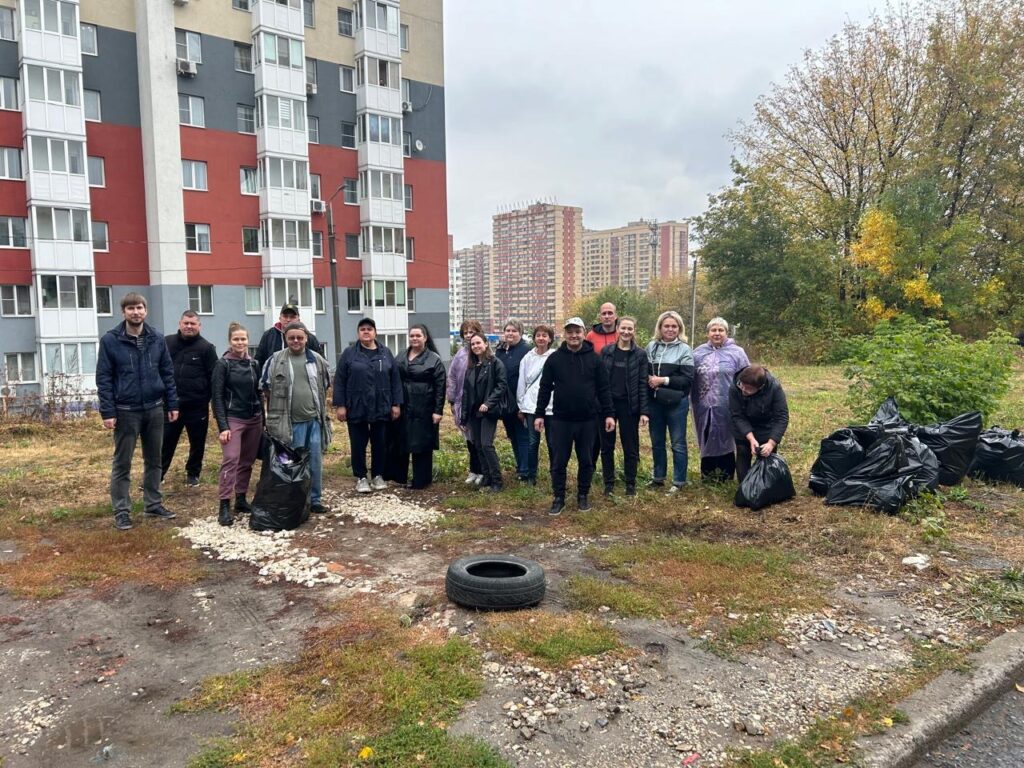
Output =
[
  {"x1": 240, "y1": 166, "x2": 258, "y2": 195},
  {"x1": 40, "y1": 274, "x2": 93, "y2": 309},
  {"x1": 34, "y1": 207, "x2": 89, "y2": 241},
  {"x1": 188, "y1": 285, "x2": 213, "y2": 314},
  {"x1": 365, "y1": 2, "x2": 398, "y2": 33},
  {"x1": 403, "y1": 131, "x2": 412, "y2": 157},
  {"x1": 44, "y1": 342, "x2": 97, "y2": 376},
  {"x1": 175, "y1": 30, "x2": 202, "y2": 64},
  {"x1": 237, "y1": 104, "x2": 255, "y2": 134},
  {"x1": 401, "y1": 77, "x2": 411, "y2": 104},
  {"x1": 400, "y1": 23, "x2": 409, "y2": 51},
  {"x1": 87, "y1": 156, "x2": 104, "y2": 186},
  {"x1": 312, "y1": 230, "x2": 323, "y2": 258},
  {"x1": 96, "y1": 285, "x2": 112, "y2": 315},
  {"x1": 25, "y1": 0, "x2": 78, "y2": 36},
  {"x1": 232, "y1": 0, "x2": 250, "y2": 10},
  {"x1": 406, "y1": 236, "x2": 415, "y2": 262},
  {"x1": 0, "y1": 217, "x2": 27, "y2": 248},
  {"x1": 0, "y1": 78, "x2": 18, "y2": 111},
  {"x1": 346, "y1": 288, "x2": 360, "y2": 312},
  {"x1": 181, "y1": 159, "x2": 208, "y2": 191},
  {"x1": 234, "y1": 43, "x2": 254, "y2": 73},
  {"x1": 92, "y1": 221, "x2": 108, "y2": 251},
  {"x1": 337, "y1": 8, "x2": 353, "y2": 36},
  {"x1": 306, "y1": 58, "x2": 317, "y2": 87},
  {"x1": 0, "y1": 9, "x2": 15, "y2": 41},
  {"x1": 363, "y1": 279, "x2": 406, "y2": 308},
  {"x1": 303, "y1": 0, "x2": 315, "y2": 27},
  {"x1": 4, "y1": 353, "x2": 37, "y2": 383},
  {"x1": 343, "y1": 177, "x2": 358, "y2": 204},
  {"x1": 345, "y1": 233, "x2": 359, "y2": 259},
  {"x1": 1, "y1": 285, "x2": 32, "y2": 316},
  {"x1": 360, "y1": 225, "x2": 404, "y2": 254},
  {"x1": 30, "y1": 136, "x2": 84, "y2": 175},
  {"x1": 84, "y1": 89, "x2": 101, "y2": 121},
  {"x1": 309, "y1": 173, "x2": 321, "y2": 200},
  {"x1": 178, "y1": 94, "x2": 205, "y2": 127},
  {"x1": 262, "y1": 219, "x2": 310, "y2": 249},
  {"x1": 364, "y1": 56, "x2": 400, "y2": 89},
  {"x1": 271, "y1": 276, "x2": 312, "y2": 308},
  {"x1": 260, "y1": 32, "x2": 303, "y2": 69},
  {"x1": 185, "y1": 223, "x2": 211, "y2": 252},
  {"x1": 80, "y1": 23, "x2": 98, "y2": 55},
  {"x1": 26, "y1": 65, "x2": 81, "y2": 106},
  {"x1": 408, "y1": 287, "x2": 416, "y2": 312},
  {"x1": 360, "y1": 169, "x2": 404, "y2": 201},
  {"x1": 341, "y1": 121, "x2": 356, "y2": 149},
  {"x1": 0, "y1": 147, "x2": 22, "y2": 179},
  {"x1": 261, "y1": 95, "x2": 305, "y2": 131},
  {"x1": 244, "y1": 285, "x2": 262, "y2": 313},
  {"x1": 308, "y1": 116, "x2": 319, "y2": 143},
  {"x1": 404, "y1": 184, "x2": 413, "y2": 210},
  {"x1": 339, "y1": 65, "x2": 355, "y2": 93},
  {"x1": 263, "y1": 157, "x2": 308, "y2": 190},
  {"x1": 360, "y1": 114, "x2": 402, "y2": 145},
  {"x1": 314, "y1": 286, "x2": 325, "y2": 313},
  {"x1": 242, "y1": 227, "x2": 260, "y2": 254}
]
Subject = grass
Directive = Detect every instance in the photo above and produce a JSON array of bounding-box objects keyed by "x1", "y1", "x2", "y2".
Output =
[{"x1": 482, "y1": 611, "x2": 622, "y2": 666}]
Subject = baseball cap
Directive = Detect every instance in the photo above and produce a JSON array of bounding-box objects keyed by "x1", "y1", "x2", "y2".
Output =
[
  {"x1": 357, "y1": 316, "x2": 377, "y2": 329},
  {"x1": 564, "y1": 316, "x2": 585, "y2": 329},
  {"x1": 280, "y1": 303, "x2": 299, "y2": 316}
]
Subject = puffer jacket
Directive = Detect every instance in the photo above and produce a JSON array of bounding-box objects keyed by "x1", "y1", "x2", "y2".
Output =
[
  {"x1": 600, "y1": 341, "x2": 650, "y2": 416},
  {"x1": 96, "y1": 321, "x2": 179, "y2": 418},
  {"x1": 729, "y1": 368, "x2": 790, "y2": 445},
  {"x1": 461, "y1": 357, "x2": 508, "y2": 423},
  {"x1": 165, "y1": 331, "x2": 217, "y2": 409},
  {"x1": 646, "y1": 337, "x2": 695, "y2": 405},
  {"x1": 332, "y1": 342, "x2": 403, "y2": 423},
  {"x1": 211, "y1": 351, "x2": 262, "y2": 431}
]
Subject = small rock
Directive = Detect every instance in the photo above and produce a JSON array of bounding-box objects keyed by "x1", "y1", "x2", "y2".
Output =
[
  {"x1": 520, "y1": 727, "x2": 534, "y2": 741},
  {"x1": 596, "y1": 717, "x2": 609, "y2": 728}
]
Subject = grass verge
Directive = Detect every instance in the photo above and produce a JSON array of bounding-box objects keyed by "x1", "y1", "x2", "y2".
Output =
[{"x1": 481, "y1": 611, "x2": 622, "y2": 667}]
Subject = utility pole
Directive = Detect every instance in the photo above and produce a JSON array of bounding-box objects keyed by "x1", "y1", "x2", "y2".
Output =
[
  {"x1": 326, "y1": 189, "x2": 344, "y2": 360},
  {"x1": 690, "y1": 253, "x2": 698, "y2": 344}
]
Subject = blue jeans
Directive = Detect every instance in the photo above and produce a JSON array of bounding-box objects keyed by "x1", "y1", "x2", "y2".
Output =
[
  {"x1": 649, "y1": 398, "x2": 689, "y2": 486},
  {"x1": 526, "y1": 413, "x2": 552, "y2": 480},
  {"x1": 292, "y1": 420, "x2": 322, "y2": 505},
  {"x1": 501, "y1": 414, "x2": 531, "y2": 477}
]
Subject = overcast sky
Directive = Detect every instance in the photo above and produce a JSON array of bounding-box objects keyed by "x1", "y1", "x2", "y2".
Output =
[{"x1": 444, "y1": 0, "x2": 881, "y2": 249}]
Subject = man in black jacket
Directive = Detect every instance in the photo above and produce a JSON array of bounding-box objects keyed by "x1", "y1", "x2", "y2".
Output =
[
  {"x1": 254, "y1": 303, "x2": 324, "y2": 373},
  {"x1": 535, "y1": 317, "x2": 615, "y2": 516},
  {"x1": 162, "y1": 310, "x2": 218, "y2": 485}
]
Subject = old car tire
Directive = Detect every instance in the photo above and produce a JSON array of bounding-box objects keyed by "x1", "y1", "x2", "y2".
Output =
[{"x1": 445, "y1": 554, "x2": 546, "y2": 610}]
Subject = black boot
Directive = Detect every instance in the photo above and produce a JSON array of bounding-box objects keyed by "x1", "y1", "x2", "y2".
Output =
[
  {"x1": 577, "y1": 494, "x2": 591, "y2": 512},
  {"x1": 548, "y1": 498, "x2": 565, "y2": 517},
  {"x1": 234, "y1": 493, "x2": 252, "y2": 514},
  {"x1": 218, "y1": 499, "x2": 233, "y2": 526}
]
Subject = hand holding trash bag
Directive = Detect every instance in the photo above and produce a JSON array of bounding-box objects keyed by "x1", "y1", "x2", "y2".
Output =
[{"x1": 735, "y1": 454, "x2": 796, "y2": 511}]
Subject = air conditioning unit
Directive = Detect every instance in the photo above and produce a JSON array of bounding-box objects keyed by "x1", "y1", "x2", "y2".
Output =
[
  {"x1": 306, "y1": 82, "x2": 318, "y2": 96},
  {"x1": 401, "y1": 100, "x2": 412, "y2": 113},
  {"x1": 176, "y1": 59, "x2": 198, "y2": 77},
  {"x1": 173, "y1": 0, "x2": 189, "y2": 6},
  {"x1": 311, "y1": 199, "x2": 326, "y2": 214}
]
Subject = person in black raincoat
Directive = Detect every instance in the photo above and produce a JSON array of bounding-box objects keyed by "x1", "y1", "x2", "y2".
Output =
[
  {"x1": 728, "y1": 364, "x2": 790, "y2": 483},
  {"x1": 392, "y1": 324, "x2": 446, "y2": 489}
]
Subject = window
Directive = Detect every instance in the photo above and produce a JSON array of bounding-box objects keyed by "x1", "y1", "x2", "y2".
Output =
[
  {"x1": 306, "y1": 58, "x2": 317, "y2": 87},
  {"x1": 270, "y1": 276, "x2": 312, "y2": 308},
  {"x1": 181, "y1": 159, "x2": 208, "y2": 191},
  {"x1": 0, "y1": 78, "x2": 18, "y2": 111},
  {"x1": 34, "y1": 207, "x2": 90, "y2": 241},
  {"x1": 261, "y1": 95, "x2": 305, "y2": 131},
  {"x1": 242, "y1": 227, "x2": 260, "y2": 254},
  {"x1": 262, "y1": 218, "x2": 311, "y2": 249},
  {"x1": 178, "y1": 94, "x2": 205, "y2": 127},
  {"x1": 308, "y1": 115, "x2": 319, "y2": 143},
  {"x1": 360, "y1": 169, "x2": 404, "y2": 201},
  {"x1": 175, "y1": 29, "x2": 202, "y2": 63},
  {"x1": 0, "y1": 147, "x2": 22, "y2": 179},
  {"x1": 346, "y1": 288, "x2": 360, "y2": 312},
  {"x1": 341, "y1": 121, "x2": 355, "y2": 148},
  {"x1": 1, "y1": 285, "x2": 32, "y2": 316},
  {"x1": 232, "y1": 0, "x2": 250, "y2": 10},
  {"x1": 26, "y1": 65, "x2": 81, "y2": 106},
  {"x1": 312, "y1": 230, "x2": 323, "y2": 258},
  {"x1": 345, "y1": 233, "x2": 359, "y2": 259},
  {"x1": 360, "y1": 225, "x2": 404, "y2": 254},
  {"x1": 337, "y1": 8, "x2": 353, "y2": 36},
  {"x1": 80, "y1": 23, "x2": 98, "y2": 54},
  {"x1": 406, "y1": 236, "x2": 415, "y2": 262},
  {"x1": 84, "y1": 89, "x2": 101, "y2": 120},
  {"x1": 408, "y1": 287, "x2": 416, "y2": 312},
  {"x1": 403, "y1": 131, "x2": 412, "y2": 157},
  {"x1": 314, "y1": 287, "x2": 325, "y2": 312},
  {"x1": 362, "y1": 279, "x2": 406, "y2": 308},
  {"x1": 244, "y1": 285, "x2": 262, "y2": 313},
  {"x1": 401, "y1": 77, "x2": 411, "y2": 104},
  {"x1": 259, "y1": 32, "x2": 303, "y2": 69},
  {"x1": 307, "y1": 175, "x2": 320, "y2": 202},
  {"x1": 343, "y1": 177, "x2": 358, "y2": 204},
  {"x1": 240, "y1": 166, "x2": 258, "y2": 195},
  {"x1": 96, "y1": 285, "x2": 112, "y2": 315},
  {"x1": 25, "y1": 0, "x2": 78, "y2": 36},
  {"x1": 303, "y1": 0, "x2": 315, "y2": 27},
  {"x1": 339, "y1": 65, "x2": 355, "y2": 93},
  {"x1": 0, "y1": 217, "x2": 27, "y2": 247},
  {"x1": 237, "y1": 104, "x2": 255, "y2": 133},
  {"x1": 188, "y1": 285, "x2": 213, "y2": 314},
  {"x1": 404, "y1": 184, "x2": 413, "y2": 210},
  {"x1": 363, "y1": 56, "x2": 400, "y2": 89},
  {"x1": 44, "y1": 342, "x2": 96, "y2": 376},
  {"x1": 359, "y1": 113, "x2": 402, "y2": 145},
  {"x1": 234, "y1": 43, "x2": 253, "y2": 73},
  {"x1": 87, "y1": 156, "x2": 104, "y2": 186},
  {"x1": 400, "y1": 23, "x2": 409, "y2": 51},
  {"x1": 365, "y1": 2, "x2": 398, "y2": 33},
  {"x1": 92, "y1": 221, "x2": 108, "y2": 251},
  {"x1": 185, "y1": 223, "x2": 211, "y2": 252},
  {"x1": 39, "y1": 274, "x2": 93, "y2": 309},
  {"x1": 263, "y1": 157, "x2": 308, "y2": 190},
  {"x1": 5, "y1": 353, "x2": 38, "y2": 383},
  {"x1": 30, "y1": 136, "x2": 85, "y2": 174},
  {"x1": 0, "y1": 9, "x2": 14, "y2": 42}
]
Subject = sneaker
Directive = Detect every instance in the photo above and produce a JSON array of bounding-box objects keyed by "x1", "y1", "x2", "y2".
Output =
[
  {"x1": 667, "y1": 483, "x2": 685, "y2": 495},
  {"x1": 472, "y1": 474, "x2": 485, "y2": 487},
  {"x1": 577, "y1": 494, "x2": 592, "y2": 512},
  {"x1": 113, "y1": 512, "x2": 133, "y2": 531},
  {"x1": 186, "y1": 474, "x2": 200, "y2": 487},
  {"x1": 603, "y1": 485, "x2": 614, "y2": 498},
  {"x1": 464, "y1": 473, "x2": 479, "y2": 485},
  {"x1": 310, "y1": 502, "x2": 329, "y2": 514},
  {"x1": 486, "y1": 484, "x2": 504, "y2": 494},
  {"x1": 356, "y1": 477, "x2": 371, "y2": 493},
  {"x1": 548, "y1": 498, "x2": 565, "y2": 517},
  {"x1": 144, "y1": 505, "x2": 176, "y2": 520},
  {"x1": 647, "y1": 479, "x2": 665, "y2": 488},
  {"x1": 625, "y1": 485, "x2": 637, "y2": 497},
  {"x1": 371, "y1": 475, "x2": 387, "y2": 491}
]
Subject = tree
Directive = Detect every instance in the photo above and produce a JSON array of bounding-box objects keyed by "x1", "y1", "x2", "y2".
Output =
[{"x1": 571, "y1": 287, "x2": 657, "y2": 344}]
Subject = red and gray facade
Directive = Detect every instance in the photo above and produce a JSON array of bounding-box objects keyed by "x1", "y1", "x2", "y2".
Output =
[{"x1": 0, "y1": 0, "x2": 448, "y2": 399}]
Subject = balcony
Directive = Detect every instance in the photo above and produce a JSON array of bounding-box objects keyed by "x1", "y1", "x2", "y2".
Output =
[
  {"x1": 357, "y1": 141, "x2": 403, "y2": 171},
  {"x1": 257, "y1": 125, "x2": 309, "y2": 158},
  {"x1": 261, "y1": 245, "x2": 313, "y2": 276},
  {"x1": 260, "y1": 187, "x2": 311, "y2": 218},
  {"x1": 356, "y1": 85, "x2": 402, "y2": 115},
  {"x1": 355, "y1": 27, "x2": 401, "y2": 60},
  {"x1": 255, "y1": 61, "x2": 306, "y2": 98},
  {"x1": 24, "y1": 99, "x2": 85, "y2": 136},
  {"x1": 251, "y1": 0, "x2": 303, "y2": 37},
  {"x1": 359, "y1": 197, "x2": 405, "y2": 226},
  {"x1": 361, "y1": 250, "x2": 407, "y2": 279},
  {"x1": 26, "y1": 170, "x2": 89, "y2": 207},
  {"x1": 37, "y1": 307, "x2": 98, "y2": 340},
  {"x1": 20, "y1": 28, "x2": 81, "y2": 69},
  {"x1": 31, "y1": 239, "x2": 94, "y2": 273}
]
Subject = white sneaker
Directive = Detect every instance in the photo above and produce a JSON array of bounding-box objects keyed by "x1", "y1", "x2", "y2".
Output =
[
  {"x1": 472, "y1": 474, "x2": 485, "y2": 487},
  {"x1": 356, "y1": 477, "x2": 371, "y2": 493},
  {"x1": 464, "y1": 473, "x2": 479, "y2": 485},
  {"x1": 371, "y1": 475, "x2": 387, "y2": 491}
]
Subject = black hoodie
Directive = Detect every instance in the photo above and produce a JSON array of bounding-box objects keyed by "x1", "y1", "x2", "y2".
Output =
[{"x1": 535, "y1": 340, "x2": 613, "y2": 422}]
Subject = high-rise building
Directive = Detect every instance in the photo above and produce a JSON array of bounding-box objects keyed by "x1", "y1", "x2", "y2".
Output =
[
  {"x1": 452, "y1": 241, "x2": 493, "y2": 330},
  {"x1": 491, "y1": 203, "x2": 582, "y2": 328},
  {"x1": 0, "y1": 0, "x2": 448, "y2": 400},
  {"x1": 581, "y1": 219, "x2": 689, "y2": 296},
  {"x1": 446, "y1": 235, "x2": 462, "y2": 332}
]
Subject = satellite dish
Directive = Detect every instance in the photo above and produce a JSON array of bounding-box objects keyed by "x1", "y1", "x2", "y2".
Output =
[{"x1": 414, "y1": 139, "x2": 424, "y2": 152}]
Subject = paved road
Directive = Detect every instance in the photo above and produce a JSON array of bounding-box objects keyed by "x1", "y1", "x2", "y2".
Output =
[{"x1": 913, "y1": 686, "x2": 1024, "y2": 768}]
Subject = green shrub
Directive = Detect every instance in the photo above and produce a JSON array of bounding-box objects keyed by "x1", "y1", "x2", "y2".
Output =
[{"x1": 843, "y1": 317, "x2": 1016, "y2": 423}]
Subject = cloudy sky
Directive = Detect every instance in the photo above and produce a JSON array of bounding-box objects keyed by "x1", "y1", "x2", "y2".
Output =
[{"x1": 444, "y1": 0, "x2": 880, "y2": 248}]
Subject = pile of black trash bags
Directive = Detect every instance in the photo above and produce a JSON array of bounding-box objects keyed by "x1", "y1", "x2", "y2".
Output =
[{"x1": 810, "y1": 397, "x2": 1024, "y2": 513}]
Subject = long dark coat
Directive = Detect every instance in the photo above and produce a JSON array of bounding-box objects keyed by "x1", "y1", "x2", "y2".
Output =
[{"x1": 397, "y1": 349, "x2": 446, "y2": 453}]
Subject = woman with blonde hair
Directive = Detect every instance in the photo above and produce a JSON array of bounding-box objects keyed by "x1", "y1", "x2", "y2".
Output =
[{"x1": 645, "y1": 310, "x2": 694, "y2": 492}]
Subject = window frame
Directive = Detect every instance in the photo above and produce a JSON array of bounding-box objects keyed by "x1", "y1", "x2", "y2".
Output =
[
  {"x1": 404, "y1": 183, "x2": 413, "y2": 211},
  {"x1": 80, "y1": 22, "x2": 98, "y2": 55},
  {"x1": 4, "y1": 352, "x2": 39, "y2": 384},
  {"x1": 0, "y1": 8, "x2": 15, "y2": 42},
  {"x1": 242, "y1": 226, "x2": 260, "y2": 255},
  {"x1": 244, "y1": 285, "x2": 262, "y2": 314},
  {"x1": 0, "y1": 216, "x2": 28, "y2": 248},
  {"x1": 346, "y1": 287, "x2": 361, "y2": 312},
  {"x1": 0, "y1": 77, "x2": 19, "y2": 111},
  {"x1": 178, "y1": 94, "x2": 205, "y2": 128},
  {"x1": 87, "y1": 155, "x2": 104, "y2": 187},
  {"x1": 84, "y1": 89, "x2": 101, "y2": 121},
  {"x1": 25, "y1": 64, "x2": 81, "y2": 107},
  {"x1": 0, "y1": 285, "x2": 33, "y2": 317},
  {"x1": 400, "y1": 23, "x2": 409, "y2": 51},
  {"x1": 340, "y1": 121, "x2": 356, "y2": 149},
  {"x1": 237, "y1": 103, "x2": 256, "y2": 134},
  {"x1": 95, "y1": 285, "x2": 112, "y2": 316},
  {"x1": 91, "y1": 220, "x2": 109, "y2": 252},
  {"x1": 337, "y1": 7, "x2": 354, "y2": 36},
  {"x1": 39, "y1": 273, "x2": 94, "y2": 310},
  {"x1": 343, "y1": 177, "x2": 358, "y2": 205},
  {"x1": 181, "y1": 158, "x2": 208, "y2": 191},
  {"x1": 234, "y1": 42, "x2": 254, "y2": 73},
  {"x1": 303, "y1": 0, "x2": 315, "y2": 27},
  {"x1": 314, "y1": 286, "x2": 325, "y2": 313},
  {"x1": 188, "y1": 284, "x2": 214, "y2": 315},
  {"x1": 185, "y1": 222, "x2": 211, "y2": 253},
  {"x1": 240, "y1": 166, "x2": 259, "y2": 195},
  {"x1": 308, "y1": 115, "x2": 320, "y2": 143},
  {"x1": 339, "y1": 65, "x2": 355, "y2": 94},
  {"x1": 0, "y1": 147, "x2": 22, "y2": 180},
  {"x1": 175, "y1": 29, "x2": 202, "y2": 64}
]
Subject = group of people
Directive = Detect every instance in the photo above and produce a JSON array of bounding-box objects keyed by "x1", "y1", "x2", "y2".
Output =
[{"x1": 96, "y1": 291, "x2": 790, "y2": 530}]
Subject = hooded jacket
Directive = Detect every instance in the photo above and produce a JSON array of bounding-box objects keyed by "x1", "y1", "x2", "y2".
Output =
[
  {"x1": 165, "y1": 330, "x2": 217, "y2": 409},
  {"x1": 728, "y1": 367, "x2": 790, "y2": 445},
  {"x1": 601, "y1": 341, "x2": 651, "y2": 416},
  {"x1": 517, "y1": 348, "x2": 555, "y2": 415},
  {"x1": 586, "y1": 322, "x2": 619, "y2": 355},
  {"x1": 211, "y1": 350, "x2": 262, "y2": 431},
  {"x1": 96, "y1": 321, "x2": 179, "y2": 418},
  {"x1": 332, "y1": 342, "x2": 403, "y2": 423},
  {"x1": 535, "y1": 340, "x2": 613, "y2": 422},
  {"x1": 645, "y1": 337, "x2": 695, "y2": 402}
]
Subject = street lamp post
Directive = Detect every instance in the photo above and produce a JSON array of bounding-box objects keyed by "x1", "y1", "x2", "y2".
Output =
[{"x1": 326, "y1": 186, "x2": 345, "y2": 360}]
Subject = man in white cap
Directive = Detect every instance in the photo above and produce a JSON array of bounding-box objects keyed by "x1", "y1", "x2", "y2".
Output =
[{"x1": 534, "y1": 317, "x2": 614, "y2": 516}]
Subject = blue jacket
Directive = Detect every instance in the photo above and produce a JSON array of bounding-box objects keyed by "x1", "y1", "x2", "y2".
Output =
[
  {"x1": 96, "y1": 321, "x2": 178, "y2": 418},
  {"x1": 332, "y1": 343, "x2": 403, "y2": 423},
  {"x1": 495, "y1": 339, "x2": 531, "y2": 398}
]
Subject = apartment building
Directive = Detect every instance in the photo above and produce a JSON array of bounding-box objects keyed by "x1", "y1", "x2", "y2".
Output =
[
  {"x1": 580, "y1": 219, "x2": 689, "y2": 296},
  {"x1": 451, "y1": 240, "x2": 492, "y2": 330},
  {"x1": 0, "y1": 0, "x2": 448, "y2": 400}
]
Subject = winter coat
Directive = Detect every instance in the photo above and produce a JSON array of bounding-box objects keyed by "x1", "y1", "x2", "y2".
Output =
[
  {"x1": 332, "y1": 343, "x2": 403, "y2": 423},
  {"x1": 460, "y1": 357, "x2": 508, "y2": 424},
  {"x1": 254, "y1": 323, "x2": 323, "y2": 372},
  {"x1": 165, "y1": 331, "x2": 217, "y2": 410},
  {"x1": 260, "y1": 347, "x2": 333, "y2": 447},
  {"x1": 601, "y1": 342, "x2": 651, "y2": 416},
  {"x1": 446, "y1": 345, "x2": 470, "y2": 429},
  {"x1": 646, "y1": 337, "x2": 695, "y2": 408},
  {"x1": 586, "y1": 322, "x2": 618, "y2": 355},
  {"x1": 729, "y1": 368, "x2": 789, "y2": 445},
  {"x1": 517, "y1": 348, "x2": 555, "y2": 415},
  {"x1": 691, "y1": 339, "x2": 750, "y2": 457},
  {"x1": 398, "y1": 349, "x2": 446, "y2": 453},
  {"x1": 96, "y1": 321, "x2": 179, "y2": 419},
  {"x1": 535, "y1": 340, "x2": 613, "y2": 422},
  {"x1": 495, "y1": 339, "x2": 531, "y2": 402},
  {"x1": 211, "y1": 351, "x2": 262, "y2": 431}
]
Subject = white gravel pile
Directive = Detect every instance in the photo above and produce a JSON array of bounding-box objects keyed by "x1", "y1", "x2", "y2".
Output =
[
  {"x1": 322, "y1": 489, "x2": 443, "y2": 528},
  {"x1": 2, "y1": 694, "x2": 60, "y2": 751}
]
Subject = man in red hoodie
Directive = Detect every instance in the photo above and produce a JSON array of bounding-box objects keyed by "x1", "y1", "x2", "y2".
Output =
[{"x1": 586, "y1": 303, "x2": 619, "y2": 354}]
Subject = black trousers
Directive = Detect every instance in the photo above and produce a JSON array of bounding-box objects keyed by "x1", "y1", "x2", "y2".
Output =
[
  {"x1": 465, "y1": 439, "x2": 482, "y2": 474},
  {"x1": 701, "y1": 452, "x2": 736, "y2": 481},
  {"x1": 347, "y1": 420, "x2": 387, "y2": 478},
  {"x1": 393, "y1": 451, "x2": 433, "y2": 488},
  {"x1": 468, "y1": 416, "x2": 502, "y2": 487},
  {"x1": 549, "y1": 418, "x2": 597, "y2": 500},
  {"x1": 161, "y1": 406, "x2": 209, "y2": 479},
  {"x1": 601, "y1": 400, "x2": 640, "y2": 488},
  {"x1": 735, "y1": 442, "x2": 777, "y2": 483}
]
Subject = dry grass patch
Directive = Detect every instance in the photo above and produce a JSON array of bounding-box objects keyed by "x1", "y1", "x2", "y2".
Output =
[{"x1": 481, "y1": 611, "x2": 622, "y2": 667}]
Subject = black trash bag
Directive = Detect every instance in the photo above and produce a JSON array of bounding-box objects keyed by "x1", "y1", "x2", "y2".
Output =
[
  {"x1": 968, "y1": 427, "x2": 1024, "y2": 488},
  {"x1": 913, "y1": 411, "x2": 983, "y2": 486},
  {"x1": 905, "y1": 436, "x2": 941, "y2": 495},
  {"x1": 825, "y1": 435, "x2": 919, "y2": 514},
  {"x1": 735, "y1": 454, "x2": 797, "y2": 510},
  {"x1": 809, "y1": 428, "x2": 867, "y2": 496},
  {"x1": 249, "y1": 436, "x2": 311, "y2": 531},
  {"x1": 869, "y1": 396, "x2": 910, "y2": 431}
]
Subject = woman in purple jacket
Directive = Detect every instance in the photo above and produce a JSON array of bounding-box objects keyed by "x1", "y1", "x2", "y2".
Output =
[{"x1": 691, "y1": 317, "x2": 749, "y2": 480}]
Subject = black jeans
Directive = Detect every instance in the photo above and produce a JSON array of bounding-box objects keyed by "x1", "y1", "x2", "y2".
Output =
[
  {"x1": 347, "y1": 421, "x2": 387, "y2": 478},
  {"x1": 161, "y1": 405, "x2": 209, "y2": 479},
  {"x1": 468, "y1": 416, "x2": 502, "y2": 487},
  {"x1": 701, "y1": 452, "x2": 737, "y2": 481},
  {"x1": 526, "y1": 413, "x2": 553, "y2": 480},
  {"x1": 111, "y1": 406, "x2": 165, "y2": 515},
  {"x1": 465, "y1": 440, "x2": 482, "y2": 474},
  {"x1": 549, "y1": 418, "x2": 597, "y2": 500},
  {"x1": 735, "y1": 442, "x2": 777, "y2": 483},
  {"x1": 393, "y1": 451, "x2": 433, "y2": 488},
  {"x1": 601, "y1": 399, "x2": 640, "y2": 488}
]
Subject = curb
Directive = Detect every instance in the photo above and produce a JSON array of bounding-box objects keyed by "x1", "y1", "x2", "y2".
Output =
[{"x1": 856, "y1": 627, "x2": 1024, "y2": 768}]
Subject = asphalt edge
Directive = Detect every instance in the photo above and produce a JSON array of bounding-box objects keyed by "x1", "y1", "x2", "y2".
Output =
[{"x1": 855, "y1": 627, "x2": 1024, "y2": 768}]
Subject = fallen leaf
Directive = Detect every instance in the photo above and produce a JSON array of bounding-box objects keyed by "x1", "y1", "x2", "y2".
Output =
[
  {"x1": 1015, "y1": 683, "x2": 1024, "y2": 693},
  {"x1": 358, "y1": 746, "x2": 374, "y2": 760},
  {"x1": 882, "y1": 717, "x2": 894, "y2": 728}
]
